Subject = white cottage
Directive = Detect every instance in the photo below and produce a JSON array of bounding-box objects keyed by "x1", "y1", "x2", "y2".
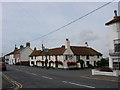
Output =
[
  {"x1": 14, "y1": 42, "x2": 33, "y2": 65},
  {"x1": 5, "y1": 42, "x2": 33, "y2": 65},
  {"x1": 29, "y1": 39, "x2": 102, "y2": 69},
  {"x1": 4, "y1": 51, "x2": 15, "y2": 64},
  {"x1": 105, "y1": 10, "x2": 120, "y2": 70}
]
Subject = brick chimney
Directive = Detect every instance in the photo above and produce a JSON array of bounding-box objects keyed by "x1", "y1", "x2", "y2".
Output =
[
  {"x1": 34, "y1": 47, "x2": 37, "y2": 51},
  {"x1": 20, "y1": 45, "x2": 24, "y2": 49},
  {"x1": 65, "y1": 38, "x2": 70, "y2": 49},
  {"x1": 26, "y1": 42, "x2": 30, "y2": 47},
  {"x1": 114, "y1": 10, "x2": 117, "y2": 18}
]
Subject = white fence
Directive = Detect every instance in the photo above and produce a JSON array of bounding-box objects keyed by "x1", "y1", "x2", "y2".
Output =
[{"x1": 92, "y1": 69, "x2": 120, "y2": 76}]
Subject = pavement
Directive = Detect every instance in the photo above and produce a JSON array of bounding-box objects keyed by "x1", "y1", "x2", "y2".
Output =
[
  {"x1": 80, "y1": 75, "x2": 120, "y2": 83},
  {"x1": 2, "y1": 65, "x2": 120, "y2": 88}
]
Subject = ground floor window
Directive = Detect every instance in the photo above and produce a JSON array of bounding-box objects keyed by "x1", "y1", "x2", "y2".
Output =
[
  {"x1": 113, "y1": 58, "x2": 120, "y2": 70},
  {"x1": 94, "y1": 61, "x2": 96, "y2": 66},
  {"x1": 65, "y1": 55, "x2": 68, "y2": 60},
  {"x1": 31, "y1": 61, "x2": 34, "y2": 65},
  {"x1": 86, "y1": 61, "x2": 89, "y2": 66}
]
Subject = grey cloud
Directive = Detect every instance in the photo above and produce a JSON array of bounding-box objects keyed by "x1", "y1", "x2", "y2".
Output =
[{"x1": 70, "y1": 30, "x2": 99, "y2": 45}]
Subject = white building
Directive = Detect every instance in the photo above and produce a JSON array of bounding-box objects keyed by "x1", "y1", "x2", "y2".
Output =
[
  {"x1": 29, "y1": 39, "x2": 102, "y2": 69},
  {"x1": 105, "y1": 10, "x2": 120, "y2": 70},
  {"x1": 4, "y1": 51, "x2": 15, "y2": 64},
  {"x1": 5, "y1": 42, "x2": 33, "y2": 65},
  {"x1": 14, "y1": 42, "x2": 33, "y2": 65}
]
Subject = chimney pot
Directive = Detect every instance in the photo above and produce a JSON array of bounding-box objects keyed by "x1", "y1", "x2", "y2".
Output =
[
  {"x1": 34, "y1": 47, "x2": 37, "y2": 51},
  {"x1": 26, "y1": 42, "x2": 30, "y2": 47},
  {"x1": 114, "y1": 10, "x2": 117, "y2": 18},
  {"x1": 20, "y1": 45, "x2": 24, "y2": 49},
  {"x1": 66, "y1": 38, "x2": 68, "y2": 41},
  {"x1": 65, "y1": 38, "x2": 70, "y2": 49}
]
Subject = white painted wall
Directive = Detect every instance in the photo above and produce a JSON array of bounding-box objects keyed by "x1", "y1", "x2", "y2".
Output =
[
  {"x1": 107, "y1": 23, "x2": 120, "y2": 50},
  {"x1": 20, "y1": 47, "x2": 33, "y2": 62},
  {"x1": 107, "y1": 20, "x2": 120, "y2": 68},
  {"x1": 5, "y1": 54, "x2": 15, "y2": 65}
]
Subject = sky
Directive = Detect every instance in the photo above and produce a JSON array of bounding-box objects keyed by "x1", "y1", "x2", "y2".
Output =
[{"x1": 1, "y1": 1, "x2": 119, "y2": 57}]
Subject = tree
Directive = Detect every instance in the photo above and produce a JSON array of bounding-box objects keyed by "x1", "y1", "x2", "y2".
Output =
[{"x1": 96, "y1": 58, "x2": 109, "y2": 67}]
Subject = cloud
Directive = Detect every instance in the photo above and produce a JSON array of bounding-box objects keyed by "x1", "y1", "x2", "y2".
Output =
[
  {"x1": 79, "y1": 30, "x2": 99, "y2": 41},
  {"x1": 70, "y1": 30, "x2": 99, "y2": 45}
]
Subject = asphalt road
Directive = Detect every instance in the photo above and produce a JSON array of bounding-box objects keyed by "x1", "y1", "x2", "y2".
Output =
[{"x1": 2, "y1": 65, "x2": 119, "y2": 88}]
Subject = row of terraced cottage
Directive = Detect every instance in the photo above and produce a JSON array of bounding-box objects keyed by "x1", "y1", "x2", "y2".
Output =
[{"x1": 4, "y1": 39, "x2": 102, "y2": 69}]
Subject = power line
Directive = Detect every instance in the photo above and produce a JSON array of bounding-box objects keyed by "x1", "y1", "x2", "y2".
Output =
[{"x1": 27, "y1": 0, "x2": 115, "y2": 43}]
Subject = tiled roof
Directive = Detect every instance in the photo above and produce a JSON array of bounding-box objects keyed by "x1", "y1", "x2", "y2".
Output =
[
  {"x1": 14, "y1": 47, "x2": 26, "y2": 54},
  {"x1": 29, "y1": 45, "x2": 102, "y2": 56},
  {"x1": 70, "y1": 46, "x2": 102, "y2": 56},
  {"x1": 105, "y1": 16, "x2": 120, "y2": 25},
  {"x1": 40, "y1": 46, "x2": 65, "y2": 56},
  {"x1": 29, "y1": 50, "x2": 42, "y2": 56},
  {"x1": 5, "y1": 51, "x2": 14, "y2": 56}
]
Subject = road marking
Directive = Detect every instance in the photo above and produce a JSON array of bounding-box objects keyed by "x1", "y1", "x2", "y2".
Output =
[
  {"x1": 62, "y1": 81, "x2": 95, "y2": 88},
  {"x1": 42, "y1": 76, "x2": 53, "y2": 80},
  {"x1": 30, "y1": 73, "x2": 37, "y2": 76},
  {"x1": 2, "y1": 73, "x2": 23, "y2": 88},
  {"x1": 80, "y1": 76, "x2": 120, "y2": 82}
]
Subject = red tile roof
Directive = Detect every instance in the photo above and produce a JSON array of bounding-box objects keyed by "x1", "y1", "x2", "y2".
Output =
[
  {"x1": 105, "y1": 16, "x2": 120, "y2": 25},
  {"x1": 70, "y1": 46, "x2": 102, "y2": 56},
  {"x1": 40, "y1": 46, "x2": 65, "y2": 56},
  {"x1": 5, "y1": 51, "x2": 14, "y2": 56},
  {"x1": 14, "y1": 47, "x2": 26, "y2": 54},
  {"x1": 29, "y1": 50, "x2": 42, "y2": 56},
  {"x1": 29, "y1": 45, "x2": 102, "y2": 56}
]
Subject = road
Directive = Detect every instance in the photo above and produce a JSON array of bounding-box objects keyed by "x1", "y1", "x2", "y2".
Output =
[{"x1": 2, "y1": 65, "x2": 120, "y2": 89}]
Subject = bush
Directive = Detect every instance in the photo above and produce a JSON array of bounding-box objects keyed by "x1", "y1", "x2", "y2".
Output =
[
  {"x1": 88, "y1": 64, "x2": 94, "y2": 69},
  {"x1": 15, "y1": 62, "x2": 20, "y2": 65},
  {"x1": 99, "y1": 67, "x2": 113, "y2": 72},
  {"x1": 67, "y1": 61, "x2": 77, "y2": 66},
  {"x1": 96, "y1": 59, "x2": 109, "y2": 67},
  {"x1": 58, "y1": 61, "x2": 63, "y2": 65}
]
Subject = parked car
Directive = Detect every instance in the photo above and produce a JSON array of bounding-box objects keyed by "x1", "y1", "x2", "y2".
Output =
[{"x1": 0, "y1": 62, "x2": 7, "y2": 71}]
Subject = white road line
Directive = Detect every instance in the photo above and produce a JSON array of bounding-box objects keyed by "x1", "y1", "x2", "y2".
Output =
[
  {"x1": 30, "y1": 73, "x2": 37, "y2": 76},
  {"x1": 42, "y1": 76, "x2": 53, "y2": 80},
  {"x1": 62, "y1": 81, "x2": 95, "y2": 88},
  {"x1": 25, "y1": 72, "x2": 37, "y2": 76}
]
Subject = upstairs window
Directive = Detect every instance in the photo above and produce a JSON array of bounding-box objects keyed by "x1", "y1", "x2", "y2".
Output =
[
  {"x1": 65, "y1": 55, "x2": 68, "y2": 60},
  {"x1": 42, "y1": 56, "x2": 43, "y2": 60},
  {"x1": 35, "y1": 56, "x2": 36, "y2": 59},
  {"x1": 114, "y1": 39, "x2": 120, "y2": 52},
  {"x1": 49, "y1": 55, "x2": 51, "y2": 60},
  {"x1": 86, "y1": 55, "x2": 89, "y2": 59},
  {"x1": 55, "y1": 55, "x2": 58, "y2": 61},
  {"x1": 97, "y1": 55, "x2": 99, "y2": 58},
  {"x1": 31, "y1": 56, "x2": 33, "y2": 59},
  {"x1": 76, "y1": 56, "x2": 80, "y2": 60}
]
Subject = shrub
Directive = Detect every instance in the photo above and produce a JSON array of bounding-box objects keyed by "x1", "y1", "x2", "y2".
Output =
[
  {"x1": 67, "y1": 61, "x2": 77, "y2": 66},
  {"x1": 88, "y1": 64, "x2": 94, "y2": 69},
  {"x1": 49, "y1": 60, "x2": 54, "y2": 63},
  {"x1": 58, "y1": 61, "x2": 63, "y2": 65},
  {"x1": 15, "y1": 62, "x2": 20, "y2": 65},
  {"x1": 36, "y1": 60, "x2": 41, "y2": 63},
  {"x1": 99, "y1": 66, "x2": 113, "y2": 72}
]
